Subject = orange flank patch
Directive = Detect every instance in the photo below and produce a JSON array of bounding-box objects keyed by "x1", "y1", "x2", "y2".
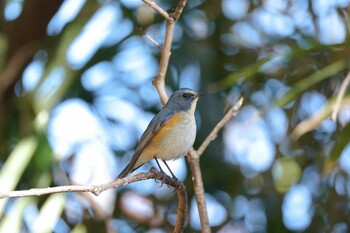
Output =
[
  {"x1": 141, "y1": 113, "x2": 182, "y2": 161},
  {"x1": 151, "y1": 113, "x2": 181, "y2": 143}
]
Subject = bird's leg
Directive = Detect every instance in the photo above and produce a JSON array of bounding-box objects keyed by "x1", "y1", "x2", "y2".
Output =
[
  {"x1": 162, "y1": 160, "x2": 178, "y2": 180},
  {"x1": 154, "y1": 157, "x2": 165, "y2": 174}
]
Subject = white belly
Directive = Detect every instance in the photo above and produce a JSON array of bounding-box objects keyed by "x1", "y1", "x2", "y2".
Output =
[{"x1": 155, "y1": 112, "x2": 196, "y2": 160}]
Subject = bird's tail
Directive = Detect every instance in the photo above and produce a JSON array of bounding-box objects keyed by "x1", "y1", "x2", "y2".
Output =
[
  {"x1": 116, "y1": 151, "x2": 144, "y2": 179},
  {"x1": 116, "y1": 163, "x2": 133, "y2": 179},
  {"x1": 116, "y1": 162, "x2": 144, "y2": 179}
]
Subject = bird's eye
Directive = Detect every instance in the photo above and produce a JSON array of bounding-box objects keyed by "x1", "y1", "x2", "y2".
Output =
[{"x1": 182, "y1": 93, "x2": 188, "y2": 98}]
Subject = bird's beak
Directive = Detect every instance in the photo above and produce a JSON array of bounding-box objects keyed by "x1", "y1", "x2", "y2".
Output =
[{"x1": 196, "y1": 92, "x2": 205, "y2": 98}]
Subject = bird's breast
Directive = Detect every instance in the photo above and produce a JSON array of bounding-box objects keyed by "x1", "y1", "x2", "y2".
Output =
[{"x1": 144, "y1": 111, "x2": 196, "y2": 160}]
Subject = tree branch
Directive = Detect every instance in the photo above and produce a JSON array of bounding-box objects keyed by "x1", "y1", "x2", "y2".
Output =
[
  {"x1": 153, "y1": 19, "x2": 175, "y2": 105},
  {"x1": 197, "y1": 97, "x2": 244, "y2": 157},
  {"x1": 0, "y1": 168, "x2": 187, "y2": 233},
  {"x1": 186, "y1": 149, "x2": 209, "y2": 232},
  {"x1": 142, "y1": 0, "x2": 188, "y2": 105},
  {"x1": 187, "y1": 97, "x2": 244, "y2": 233},
  {"x1": 142, "y1": 0, "x2": 170, "y2": 19}
]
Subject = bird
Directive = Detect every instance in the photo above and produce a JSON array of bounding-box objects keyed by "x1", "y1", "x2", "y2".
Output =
[{"x1": 117, "y1": 88, "x2": 201, "y2": 179}]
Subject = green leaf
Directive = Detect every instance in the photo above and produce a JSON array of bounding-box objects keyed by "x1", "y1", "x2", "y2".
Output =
[
  {"x1": 31, "y1": 193, "x2": 66, "y2": 233},
  {"x1": 213, "y1": 58, "x2": 269, "y2": 90},
  {"x1": 275, "y1": 59, "x2": 348, "y2": 108},
  {"x1": 0, "y1": 137, "x2": 38, "y2": 215},
  {"x1": 0, "y1": 198, "x2": 35, "y2": 232}
]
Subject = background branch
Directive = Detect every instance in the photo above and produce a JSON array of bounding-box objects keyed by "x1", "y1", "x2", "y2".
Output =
[
  {"x1": 291, "y1": 96, "x2": 350, "y2": 140},
  {"x1": 331, "y1": 71, "x2": 350, "y2": 121}
]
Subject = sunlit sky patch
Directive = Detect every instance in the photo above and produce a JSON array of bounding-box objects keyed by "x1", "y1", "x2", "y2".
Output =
[
  {"x1": 190, "y1": 194, "x2": 227, "y2": 230},
  {"x1": 300, "y1": 166, "x2": 321, "y2": 196},
  {"x1": 232, "y1": 22, "x2": 263, "y2": 47},
  {"x1": 70, "y1": 140, "x2": 117, "y2": 215},
  {"x1": 120, "y1": 0, "x2": 142, "y2": 9},
  {"x1": 81, "y1": 61, "x2": 115, "y2": 92},
  {"x1": 34, "y1": 66, "x2": 65, "y2": 109},
  {"x1": 22, "y1": 60, "x2": 45, "y2": 92},
  {"x1": 317, "y1": 11, "x2": 346, "y2": 45},
  {"x1": 184, "y1": 10, "x2": 213, "y2": 40},
  {"x1": 178, "y1": 62, "x2": 201, "y2": 91},
  {"x1": 47, "y1": 99, "x2": 107, "y2": 158},
  {"x1": 67, "y1": 3, "x2": 123, "y2": 69},
  {"x1": 113, "y1": 36, "x2": 157, "y2": 87},
  {"x1": 94, "y1": 95, "x2": 140, "y2": 125},
  {"x1": 283, "y1": 184, "x2": 313, "y2": 231},
  {"x1": 230, "y1": 196, "x2": 267, "y2": 232},
  {"x1": 221, "y1": 0, "x2": 347, "y2": 47},
  {"x1": 120, "y1": 191, "x2": 154, "y2": 220},
  {"x1": 4, "y1": 0, "x2": 23, "y2": 21},
  {"x1": 252, "y1": 8, "x2": 295, "y2": 37},
  {"x1": 47, "y1": 0, "x2": 86, "y2": 36},
  {"x1": 265, "y1": 108, "x2": 288, "y2": 144},
  {"x1": 289, "y1": 0, "x2": 315, "y2": 36},
  {"x1": 230, "y1": 195, "x2": 248, "y2": 219},
  {"x1": 224, "y1": 106, "x2": 276, "y2": 175},
  {"x1": 244, "y1": 198, "x2": 267, "y2": 232},
  {"x1": 338, "y1": 106, "x2": 350, "y2": 126},
  {"x1": 221, "y1": 0, "x2": 249, "y2": 20},
  {"x1": 339, "y1": 144, "x2": 350, "y2": 176}
]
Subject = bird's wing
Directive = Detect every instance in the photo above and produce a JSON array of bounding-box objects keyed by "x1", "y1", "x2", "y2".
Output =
[
  {"x1": 117, "y1": 109, "x2": 173, "y2": 178},
  {"x1": 135, "y1": 110, "x2": 173, "y2": 155}
]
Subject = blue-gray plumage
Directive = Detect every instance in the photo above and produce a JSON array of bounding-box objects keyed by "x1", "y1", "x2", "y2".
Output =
[{"x1": 117, "y1": 88, "x2": 200, "y2": 179}]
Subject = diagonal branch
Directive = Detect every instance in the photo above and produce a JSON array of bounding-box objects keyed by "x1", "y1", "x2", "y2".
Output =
[
  {"x1": 187, "y1": 97, "x2": 244, "y2": 233},
  {"x1": 331, "y1": 71, "x2": 350, "y2": 121},
  {"x1": 0, "y1": 168, "x2": 187, "y2": 233},
  {"x1": 141, "y1": 28, "x2": 162, "y2": 49},
  {"x1": 197, "y1": 97, "x2": 244, "y2": 157}
]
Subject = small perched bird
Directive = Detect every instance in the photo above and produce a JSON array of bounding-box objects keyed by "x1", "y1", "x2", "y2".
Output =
[{"x1": 117, "y1": 88, "x2": 201, "y2": 179}]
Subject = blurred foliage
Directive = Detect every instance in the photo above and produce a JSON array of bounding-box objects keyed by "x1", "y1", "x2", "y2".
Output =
[{"x1": 1, "y1": 0, "x2": 350, "y2": 233}]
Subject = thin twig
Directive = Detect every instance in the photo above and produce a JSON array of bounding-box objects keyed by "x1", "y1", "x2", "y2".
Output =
[
  {"x1": 141, "y1": 28, "x2": 162, "y2": 49},
  {"x1": 171, "y1": 0, "x2": 187, "y2": 20},
  {"x1": 0, "y1": 168, "x2": 187, "y2": 233},
  {"x1": 142, "y1": 0, "x2": 169, "y2": 19},
  {"x1": 197, "y1": 97, "x2": 244, "y2": 157},
  {"x1": 331, "y1": 71, "x2": 350, "y2": 121}
]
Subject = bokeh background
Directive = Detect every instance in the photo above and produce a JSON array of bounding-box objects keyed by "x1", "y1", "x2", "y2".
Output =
[{"x1": 1, "y1": 0, "x2": 350, "y2": 232}]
